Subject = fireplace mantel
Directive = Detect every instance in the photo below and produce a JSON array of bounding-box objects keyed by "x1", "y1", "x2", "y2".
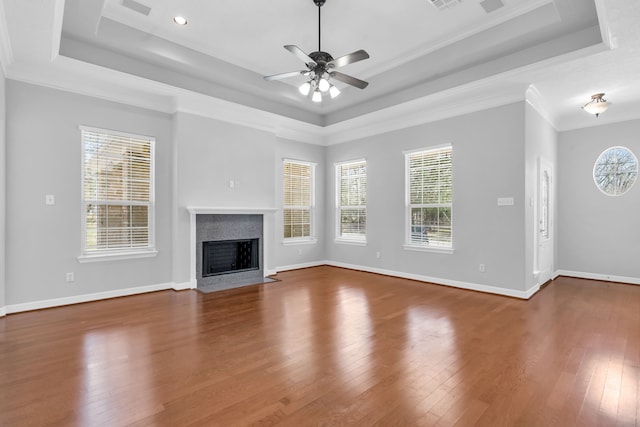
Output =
[
  {"x1": 187, "y1": 207, "x2": 278, "y2": 215},
  {"x1": 187, "y1": 207, "x2": 278, "y2": 289}
]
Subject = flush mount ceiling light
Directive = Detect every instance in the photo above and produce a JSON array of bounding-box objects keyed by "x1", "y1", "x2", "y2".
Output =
[
  {"x1": 582, "y1": 93, "x2": 610, "y2": 117},
  {"x1": 263, "y1": 0, "x2": 370, "y2": 102},
  {"x1": 173, "y1": 16, "x2": 188, "y2": 25}
]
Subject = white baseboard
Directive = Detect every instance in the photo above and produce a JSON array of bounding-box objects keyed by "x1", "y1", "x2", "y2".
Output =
[
  {"x1": 172, "y1": 280, "x2": 196, "y2": 291},
  {"x1": 0, "y1": 306, "x2": 6, "y2": 317},
  {"x1": 525, "y1": 284, "x2": 541, "y2": 299},
  {"x1": 275, "y1": 260, "x2": 327, "y2": 273},
  {"x1": 556, "y1": 270, "x2": 640, "y2": 285},
  {"x1": 4, "y1": 282, "x2": 178, "y2": 314},
  {"x1": 325, "y1": 261, "x2": 535, "y2": 299}
]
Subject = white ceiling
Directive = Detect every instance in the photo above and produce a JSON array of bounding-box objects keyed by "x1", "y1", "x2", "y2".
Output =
[{"x1": 2, "y1": 0, "x2": 640, "y2": 144}]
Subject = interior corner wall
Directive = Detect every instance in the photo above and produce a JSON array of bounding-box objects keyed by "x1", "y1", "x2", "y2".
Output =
[
  {"x1": 558, "y1": 119, "x2": 640, "y2": 280},
  {"x1": 273, "y1": 137, "x2": 326, "y2": 269},
  {"x1": 325, "y1": 102, "x2": 527, "y2": 294},
  {"x1": 0, "y1": 67, "x2": 6, "y2": 313},
  {"x1": 524, "y1": 103, "x2": 558, "y2": 290},
  {"x1": 5, "y1": 81, "x2": 174, "y2": 306},
  {"x1": 172, "y1": 112, "x2": 277, "y2": 285}
]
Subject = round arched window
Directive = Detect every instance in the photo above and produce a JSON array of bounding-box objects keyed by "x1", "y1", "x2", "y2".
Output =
[{"x1": 593, "y1": 146, "x2": 638, "y2": 196}]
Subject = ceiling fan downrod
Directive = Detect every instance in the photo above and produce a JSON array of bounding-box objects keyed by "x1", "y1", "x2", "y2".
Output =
[{"x1": 314, "y1": 0, "x2": 326, "y2": 53}]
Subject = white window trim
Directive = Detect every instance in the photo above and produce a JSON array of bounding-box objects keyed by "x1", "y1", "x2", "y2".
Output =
[
  {"x1": 282, "y1": 237, "x2": 318, "y2": 246},
  {"x1": 335, "y1": 237, "x2": 367, "y2": 246},
  {"x1": 78, "y1": 125, "x2": 156, "y2": 262},
  {"x1": 403, "y1": 244, "x2": 454, "y2": 254},
  {"x1": 282, "y1": 158, "x2": 317, "y2": 242},
  {"x1": 78, "y1": 249, "x2": 158, "y2": 263},
  {"x1": 335, "y1": 158, "x2": 367, "y2": 245},
  {"x1": 404, "y1": 144, "x2": 454, "y2": 253}
]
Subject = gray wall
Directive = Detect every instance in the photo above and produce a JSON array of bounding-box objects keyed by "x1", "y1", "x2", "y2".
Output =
[
  {"x1": 524, "y1": 103, "x2": 558, "y2": 290},
  {"x1": 558, "y1": 119, "x2": 640, "y2": 279},
  {"x1": 5, "y1": 81, "x2": 174, "y2": 305},
  {"x1": 273, "y1": 137, "x2": 326, "y2": 268},
  {"x1": 3, "y1": 78, "x2": 638, "y2": 311},
  {"x1": 325, "y1": 103, "x2": 527, "y2": 292},
  {"x1": 173, "y1": 112, "x2": 278, "y2": 284},
  {"x1": 0, "y1": 67, "x2": 5, "y2": 311}
]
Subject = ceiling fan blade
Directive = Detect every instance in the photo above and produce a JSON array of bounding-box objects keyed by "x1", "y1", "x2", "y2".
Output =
[
  {"x1": 330, "y1": 71, "x2": 369, "y2": 89},
  {"x1": 263, "y1": 70, "x2": 307, "y2": 81},
  {"x1": 284, "y1": 45, "x2": 316, "y2": 66},
  {"x1": 328, "y1": 50, "x2": 370, "y2": 69}
]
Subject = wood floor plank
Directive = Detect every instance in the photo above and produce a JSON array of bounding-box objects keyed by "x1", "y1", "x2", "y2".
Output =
[{"x1": 1, "y1": 267, "x2": 640, "y2": 426}]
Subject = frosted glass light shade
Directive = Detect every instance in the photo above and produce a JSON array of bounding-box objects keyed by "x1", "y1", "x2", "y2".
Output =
[
  {"x1": 299, "y1": 82, "x2": 311, "y2": 96},
  {"x1": 312, "y1": 90, "x2": 322, "y2": 102},
  {"x1": 582, "y1": 93, "x2": 609, "y2": 117},
  {"x1": 318, "y1": 78, "x2": 330, "y2": 92},
  {"x1": 329, "y1": 85, "x2": 340, "y2": 99}
]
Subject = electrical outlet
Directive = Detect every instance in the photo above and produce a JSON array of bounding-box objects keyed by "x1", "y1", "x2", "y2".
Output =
[
  {"x1": 479, "y1": 264, "x2": 485, "y2": 273},
  {"x1": 376, "y1": 251, "x2": 381, "y2": 259},
  {"x1": 45, "y1": 194, "x2": 56, "y2": 205},
  {"x1": 297, "y1": 249, "x2": 302, "y2": 255},
  {"x1": 66, "y1": 272, "x2": 75, "y2": 282}
]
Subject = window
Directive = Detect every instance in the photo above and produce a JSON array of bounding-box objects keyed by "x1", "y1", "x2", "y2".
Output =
[
  {"x1": 405, "y1": 145, "x2": 453, "y2": 251},
  {"x1": 336, "y1": 159, "x2": 367, "y2": 243},
  {"x1": 283, "y1": 159, "x2": 316, "y2": 242},
  {"x1": 593, "y1": 146, "x2": 638, "y2": 196},
  {"x1": 80, "y1": 126, "x2": 155, "y2": 261}
]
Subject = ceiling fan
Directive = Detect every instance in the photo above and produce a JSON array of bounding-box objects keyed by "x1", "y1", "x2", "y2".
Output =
[{"x1": 263, "y1": 0, "x2": 370, "y2": 102}]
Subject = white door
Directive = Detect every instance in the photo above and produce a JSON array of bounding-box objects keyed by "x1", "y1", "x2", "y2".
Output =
[{"x1": 537, "y1": 158, "x2": 554, "y2": 284}]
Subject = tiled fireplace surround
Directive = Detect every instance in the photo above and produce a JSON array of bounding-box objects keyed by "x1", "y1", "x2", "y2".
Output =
[{"x1": 187, "y1": 207, "x2": 277, "y2": 291}]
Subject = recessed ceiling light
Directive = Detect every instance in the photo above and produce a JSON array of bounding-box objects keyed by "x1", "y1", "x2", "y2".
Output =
[{"x1": 173, "y1": 16, "x2": 187, "y2": 25}]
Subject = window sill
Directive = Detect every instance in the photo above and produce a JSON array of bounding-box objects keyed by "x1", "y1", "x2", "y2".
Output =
[
  {"x1": 78, "y1": 249, "x2": 158, "y2": 263},
  {"x1": 403, "y1": 244, "x2": 454, "y2": 255},
  {"x1": 335, "y1": 238, "x2": 367, "y2": 246},
  {"x1": 282, "y1": 238, "x2": 317, "y2": 246}
]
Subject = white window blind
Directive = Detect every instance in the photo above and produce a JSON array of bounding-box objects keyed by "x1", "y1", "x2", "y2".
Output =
[
  {"x1": 336, "y1": 160, "x2": 367, "y2": 241},
  {"x1": 283, "y1": 160, "x2": 314, "y2": 240},
  {"x1": 81, "y1": 127, "x2": 155, "y2": 254},
  {"x1": 406, "y1": 145, "x2": 452, "y2": 248}
]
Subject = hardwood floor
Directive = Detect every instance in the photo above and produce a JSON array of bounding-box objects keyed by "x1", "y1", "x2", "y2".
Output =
[{"x1": 1, "y1": 266, "x2": 639, "y2": 426}]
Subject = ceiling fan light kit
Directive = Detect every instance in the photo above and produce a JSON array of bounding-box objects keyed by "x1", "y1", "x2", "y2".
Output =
[{"x1": 263, "y1": 0, "x2": 370, "y2": 103}]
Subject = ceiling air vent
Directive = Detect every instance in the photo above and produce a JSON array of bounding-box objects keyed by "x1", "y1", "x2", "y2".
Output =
[
  {"x1": 429, "y1": 0, "x2": 462, "y2": 11},
  {"x1": 480, "y1": 0, "x2": 505, "y2": 13},
  {"x1": 122, "y1": 0, "x2": 151, "y2": 16}
]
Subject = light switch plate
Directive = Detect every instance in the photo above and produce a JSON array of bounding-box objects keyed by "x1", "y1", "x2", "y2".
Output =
[{"x1": 45, "y1": 194, "x2": 55, "y2": 205}]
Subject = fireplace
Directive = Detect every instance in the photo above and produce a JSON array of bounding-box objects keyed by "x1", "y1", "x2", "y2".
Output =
[
  {"x1": 186, "y1": 207, "x2": 277, "y2": 292},
  {"x1": 202, "y1": 238, "x2": 259, "y2": 276}
]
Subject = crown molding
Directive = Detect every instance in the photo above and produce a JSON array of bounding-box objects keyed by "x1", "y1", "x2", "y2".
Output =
[
  {"x1": 525, "y1": 84, "x2": 559, "y2": 131},
  {"x1": 593, "y1": 0, "x2": 616, "y2": 49},
  {"x1": 49, "y1": 0, "x2": 65, "y2": 62},
  {"x1": 174, "y1": 93, "x2": 324, "y2": 145},
  {"x1": 0, "y1": 0, "x2": 14, "y2": 74}
]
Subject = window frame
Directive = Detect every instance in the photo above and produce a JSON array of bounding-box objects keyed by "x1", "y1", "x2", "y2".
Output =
[
  {"x1": 593, "y1": 146, "x2": 638, "y2": 196},
  {"x1": 403, "y1": 144, "x2": 454, "y2": 254},
  {"x1": 335, "y1": 158, "x2": 367, "y2": 246},
  {"x1": 282, "y1": 158, "x2": 317, "y2": 245},
  {"x1": 78, "y1": 125, "x2": 157, "y2": 263}
]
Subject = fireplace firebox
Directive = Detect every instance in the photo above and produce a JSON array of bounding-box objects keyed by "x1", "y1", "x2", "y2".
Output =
[{"x1": 202, "y1": 238, "x2": 259, "y2": 277}]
